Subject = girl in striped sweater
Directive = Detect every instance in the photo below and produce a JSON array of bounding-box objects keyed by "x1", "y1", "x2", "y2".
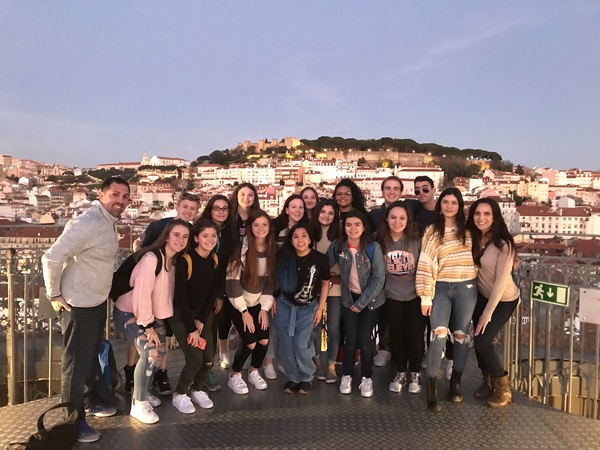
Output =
[{"x1": 416, "y1": 187, "x2": 477, "y2": 412}]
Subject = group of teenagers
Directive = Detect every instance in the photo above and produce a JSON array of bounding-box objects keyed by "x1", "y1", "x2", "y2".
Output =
[{"x1": 113, "y1": 174, "x2": 519, "y2": 425}]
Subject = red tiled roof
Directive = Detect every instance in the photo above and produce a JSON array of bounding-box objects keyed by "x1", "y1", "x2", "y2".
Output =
[{"x1": 516, "y1": 206, "x2": 556, "y2": 217}]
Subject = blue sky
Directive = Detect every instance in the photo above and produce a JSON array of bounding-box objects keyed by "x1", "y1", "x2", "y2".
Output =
[{"x1": 1, "y1": 1, "x2": 599, "y2": 170}]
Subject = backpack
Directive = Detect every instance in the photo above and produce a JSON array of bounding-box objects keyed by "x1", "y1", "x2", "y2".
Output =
[
  {"x1": 109, "y1": 250, "x2": 162, "y2": 301},
  {"x1": 98, "y1": 338, "x2": 121, "y2": 393},
  {"x1": 181, "y1": 252, "x2": 218, "y2": 281},
  {"x1": 9, "y1": 402, "x2": 79, "y2": 450},
  {"x1": 332, "y1": 241, "x2": 376, "y2": 265}
]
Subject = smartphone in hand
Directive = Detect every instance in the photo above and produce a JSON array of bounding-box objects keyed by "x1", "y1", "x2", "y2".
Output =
[{"x1": 187, "y1": 335, "x2": 207, "y2": 350}]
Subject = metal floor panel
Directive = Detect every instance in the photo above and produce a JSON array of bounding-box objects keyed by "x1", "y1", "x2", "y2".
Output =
[{"x1": 2, "y1": 340, "x2": 600, "y2": 449}]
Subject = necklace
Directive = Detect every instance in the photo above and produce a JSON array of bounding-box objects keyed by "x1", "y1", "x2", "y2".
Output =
[{"x1": 297, "y1": 253, "x2": 310, "y2": 271}]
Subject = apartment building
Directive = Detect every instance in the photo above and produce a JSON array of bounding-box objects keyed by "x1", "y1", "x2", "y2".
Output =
[{"x1": 517, "y1": 205, "x2": 599, "y2": 236}]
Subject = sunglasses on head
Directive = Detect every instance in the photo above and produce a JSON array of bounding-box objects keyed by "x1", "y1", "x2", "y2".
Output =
[{"x1": 414, "y1": 187, "x2": 430, "y2": 195}]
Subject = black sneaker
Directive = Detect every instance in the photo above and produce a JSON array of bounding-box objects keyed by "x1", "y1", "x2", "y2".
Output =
[
  {"x1": 283, "y1": 381, "x2": 299, "y2": 394},
  {"x1": 124, "y1": 364, "x2": 135, "y2": 394},
  {"x1": 298, "y1": 381, "x2": 312, "y2": 395},
  {"x1": 152, "y1": 369, "x2": 172, "y2": 395}
]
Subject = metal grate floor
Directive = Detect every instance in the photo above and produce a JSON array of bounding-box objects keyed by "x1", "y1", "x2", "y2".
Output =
[{"x1": 2, "y1": 339, "x2": 599, "y2": 450}]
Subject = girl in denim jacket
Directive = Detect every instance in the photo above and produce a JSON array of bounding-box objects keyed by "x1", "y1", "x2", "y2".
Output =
[{"x1": 327, "y1": 210, "x2": 386, "y2": 397}]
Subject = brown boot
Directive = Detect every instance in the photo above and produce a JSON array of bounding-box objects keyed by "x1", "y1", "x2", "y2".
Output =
[
  {"x1": 488, "y1": 373, "x2": 512, "y2": 407},
  {"x1": 473, "y1": 370, "x2": 493, "y2": 400}
]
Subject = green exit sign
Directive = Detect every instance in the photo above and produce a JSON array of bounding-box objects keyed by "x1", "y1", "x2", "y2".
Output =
[{"x1": 531, "y1": 281, "x2": 570, "y2": 307}]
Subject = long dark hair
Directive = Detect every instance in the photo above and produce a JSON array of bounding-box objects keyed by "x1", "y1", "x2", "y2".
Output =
[
  {"x1": 228, "y1": 209, "x2": 276, "y2": 289},
  {"x1": 272, "y1": 194, "x2": 308, "y2": 236},
  {"x1": 309, "y1": 200, "x2": 340, "y2": 242},
  {"x1": 134, "y1": 218, "x2": 191, "y2": 267},
  {"x1": 338, "y1": 209, "x2": 372, "y2": 251},
  {"x1": 276, "y1": 222, "x2": 313, "y2": 294},
  {"x1": 377, "y1": 200, "x2": 420, "y2": 254},
  {"x1": 230, "y1": 182, "x2": 260, "y2": 216},
  {"x1": 466, "y1": 197, "x2": 516, "y2": 265},
  {"x1": 199, "y1": 195, "x2": 236, "y2": 257},
  {"x1": 431, "y1": 187, "x2": 467, "y2": 245}
]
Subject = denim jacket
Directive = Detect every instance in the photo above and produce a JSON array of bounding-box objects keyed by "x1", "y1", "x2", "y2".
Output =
[{"x1": 327, "y1": 241, "x2": 386, "y2": 311}]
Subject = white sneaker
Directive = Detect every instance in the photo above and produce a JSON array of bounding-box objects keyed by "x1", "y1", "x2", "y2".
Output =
[
  {"x1": 359, "y1": 377, "x2": 373, "y2": 398},
  {"x1": 408, "y1": 372, "x2": 422, "y2": 394},
  {"x1": 130, "y1": 400, "x2": 159, "y2": 424},
  {"x1": 248, "y1": 370, "x2": 268, "y2": 390},
  {"x1": 172, "y1": 393, "x2": 195, "y2": 414},
  {"x1": 228, "y1": 373, "x2": 249, "y2": 395},
  {"x1": 373, "y1": 350, "x2": 391, "y2": 367},
  {"x1": 263, "y1": 363, "x2": 277, "y2": 380},
  {"x1": 220, "y1": 351, "x2": 231, "y2": 369},
  {"x1": 445, "y1": 359, "x2": 454, "y2": 381},
  {"x1": 146, "y1": 393, "x2": 161, "y2": 407},
  {"x1": 190, "y1": 390, "x2": 214, "y2": 409},
  {"x1": 339, "y1": 375, "x2": 352, "y2": 394},
  {"x1": 389, "y1": 372, "x2": 407, "y2": 393}
]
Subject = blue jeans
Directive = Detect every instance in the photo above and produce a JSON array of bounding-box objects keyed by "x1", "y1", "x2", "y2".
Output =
[
  {"x1": 426, "y1": 279, "x2": 477, "y2": 378},
  {"x1": 274, "y1": 296, "x2": 319, "y2": 383},
  {"x1": 341, "y1": 301, "x2": 380, "y2": 379},
  {"x1": 113, "y1": 307, "x2": 166, "y2": 402},
  {"x1": 326, "y1": 296, "x2": 342, "y2": 365}
]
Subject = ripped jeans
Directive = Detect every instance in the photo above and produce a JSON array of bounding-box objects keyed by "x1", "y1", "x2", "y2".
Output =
[
  {"x1": 426, "y1": 280, "x2": 477, "y2": 378},
  {"x1": 113, "y1": 307, "x2": 166, "y2": 403}
]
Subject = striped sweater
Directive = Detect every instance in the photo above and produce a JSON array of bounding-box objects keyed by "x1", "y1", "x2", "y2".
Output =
[
  {"x1": 416, "y1": 226, "x2": 477, "y2": 306},
  {"x1": 225, "y1": 238, "x2": 275, "y2": 312}
]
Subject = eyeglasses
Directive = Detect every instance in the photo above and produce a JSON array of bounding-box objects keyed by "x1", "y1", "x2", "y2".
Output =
[
  {"x1": 212, "y1": 206, "x2": 229, "y2": 213},
  {"x1": 414, "y1": 188, "x2": 430, "y2": 195},
  {"x1": 335, "y1": 192, "x2": 352, "y2": 197}
]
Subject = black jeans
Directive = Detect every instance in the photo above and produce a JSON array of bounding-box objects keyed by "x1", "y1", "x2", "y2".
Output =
[
  {"x1": 227, "y1": 302, "x2": 269, "y2": 373},
  {"x1": 385, "y1": 297, "x2": 427, "y2": 373},
  {"x1": 341, "y1": 294, "x2": 380, "y2": 379},
  {"x1": 169, "y1": 310, "x2": 213, "y2": 394},
  {"x1": 472, "y1": 291, "x2": 518, "y2": 377},
  {"x1": 59, "y1": 301, "x2": 110, "y2": 418}
]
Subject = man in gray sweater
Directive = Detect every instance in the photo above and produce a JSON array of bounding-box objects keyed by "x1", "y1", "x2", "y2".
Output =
[{"x1": 42, "y1": 177, "x2": 130, "y2": 443}]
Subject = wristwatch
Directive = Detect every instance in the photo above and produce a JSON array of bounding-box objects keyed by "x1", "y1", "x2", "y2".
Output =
[{"x1": 241, "y1": 309, "x2": 248, "y2": 314}]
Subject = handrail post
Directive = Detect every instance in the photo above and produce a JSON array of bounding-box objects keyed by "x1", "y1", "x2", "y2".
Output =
[
  {"x1": 22, "y1": 272, "x2": 28, "y2": 403},
  {"x1": 6, "y1": 248, "x2": 18, "y2": 405}
]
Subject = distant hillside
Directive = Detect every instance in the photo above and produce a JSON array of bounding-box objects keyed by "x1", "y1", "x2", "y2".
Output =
[{"x1": 300, "y1": 136, "x2": 502, "y2": 160}]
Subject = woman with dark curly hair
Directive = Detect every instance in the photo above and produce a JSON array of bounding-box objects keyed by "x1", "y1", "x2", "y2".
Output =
[{"x1": 332, "y1": 179, "x2": 370, "y2": 227}]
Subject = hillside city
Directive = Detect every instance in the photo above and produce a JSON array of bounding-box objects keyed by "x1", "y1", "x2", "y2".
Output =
[{"x1": 1, "y1": 136, "x2": 599, "y2": 258}]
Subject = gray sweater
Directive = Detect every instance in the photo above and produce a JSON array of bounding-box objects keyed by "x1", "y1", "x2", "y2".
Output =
[{"x1": 42, "y1": 202, "x2": 120, "y2": 308}]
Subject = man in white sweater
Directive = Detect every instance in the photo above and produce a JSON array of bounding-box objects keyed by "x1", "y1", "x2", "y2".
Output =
[{"x1": 42, "y1": 177, "x2": 130, "y2": 443}]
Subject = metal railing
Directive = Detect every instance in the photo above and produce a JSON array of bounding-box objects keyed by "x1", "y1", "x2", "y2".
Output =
[
  {"x1": 0, "y1": 246, "x2": 130, "y2": 406},
  {"x1": 505, "y1": 255, "x2": 600, "y2": 419},
  {"x1": 1, "y1": 246, "x2": 600, "y2": 418}
]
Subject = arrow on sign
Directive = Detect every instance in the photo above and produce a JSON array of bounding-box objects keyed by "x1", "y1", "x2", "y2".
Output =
[{"x1": 547, "y1": 289, "x2": 554, "y2": 298}]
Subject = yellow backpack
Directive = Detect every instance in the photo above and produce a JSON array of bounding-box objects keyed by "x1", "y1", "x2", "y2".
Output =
[{"x1": 181, "y1": 252, "x2": 218, "y2": 281}]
